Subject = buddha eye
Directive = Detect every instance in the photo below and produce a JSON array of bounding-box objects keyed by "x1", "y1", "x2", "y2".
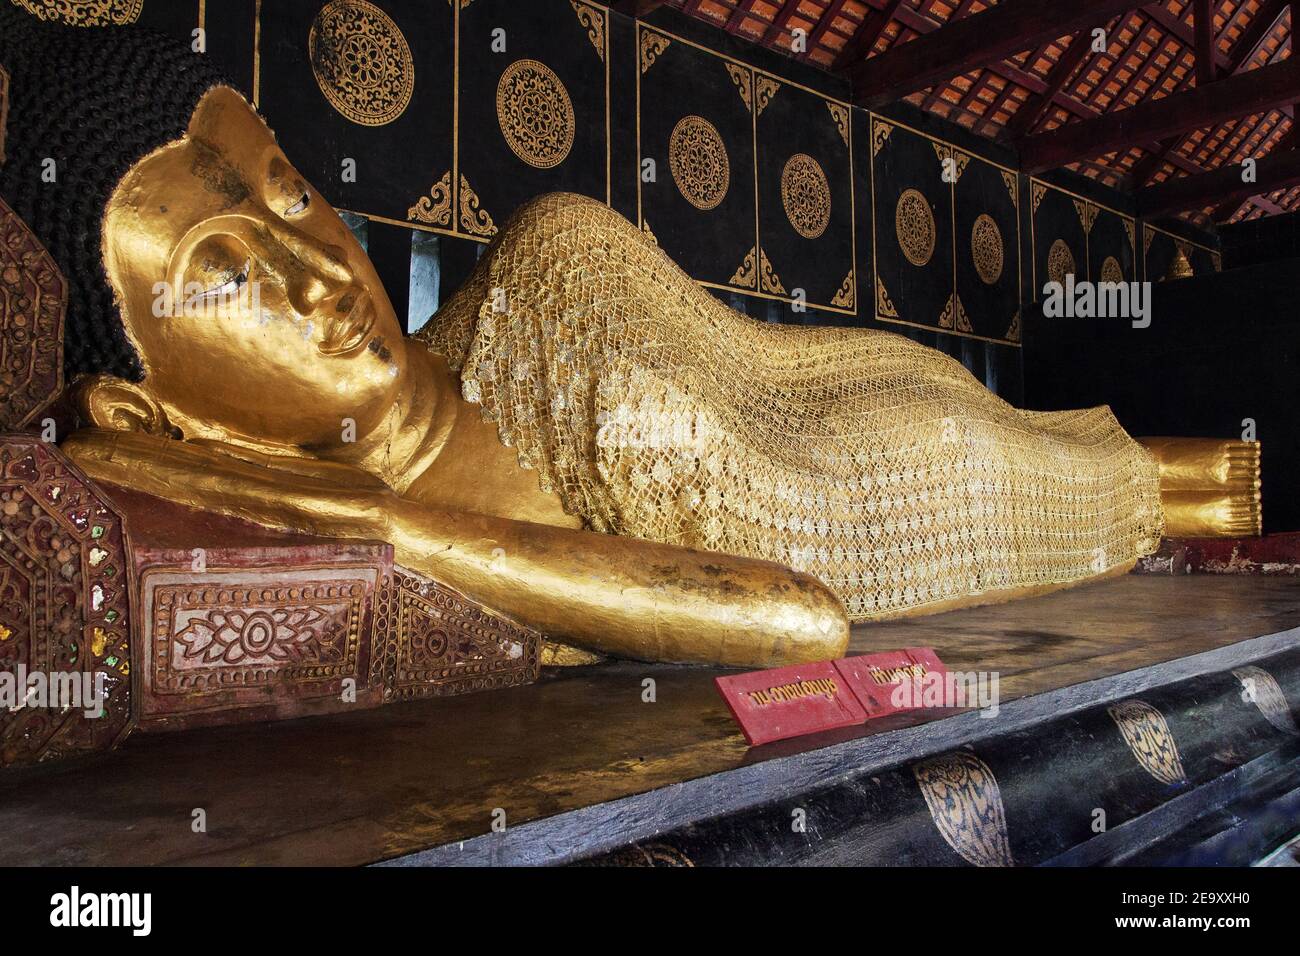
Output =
[
  {"x1": 284, "y1": 191, "x2": 310, "y2": 217},
  {"x1": 180, "y1": 235, "x2": 255, "y2": 312}
]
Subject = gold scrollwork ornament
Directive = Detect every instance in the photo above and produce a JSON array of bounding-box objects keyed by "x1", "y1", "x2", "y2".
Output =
[
  {"x1": 496, "y1": 59, "x2": 576, "y2": 170},
  {"x1": 896, "y1": 188, "x2": 936, "y2": 268},
  {"x1": 309, "y1": 0, "x2": 415, "y2": 127},
  {"x1": 1047, "y1": 239, "x2": 1075, "y2": 286},
  {"x1": 669, "y1": 115, "x2": 730, "y2": 212},
  {"x1": 781, "y1": 153, "x2": 831, "y2": 240}
]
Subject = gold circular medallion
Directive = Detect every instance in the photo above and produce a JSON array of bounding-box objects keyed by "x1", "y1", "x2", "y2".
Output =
[
  {"x1": 1100, "y1": 256, "x2": 1123, "y2": 284},
  {"x1": 309, "y1": 0, "x2": 415, "y2": 127},
  {"x1": 14, "y1": 0, "x2": 142, "y2": 25},
  {"x1": 971, "y1": 214, "x2": 1004, "y2": 285},
  {"x1": 781, "y1": 153, "x2": 831, "y2": 239},
  {"x1": 1047, "y1": 239, "x2": 1076, "y2": 286},
  {"x1": 895, "y1": 189, "x2": 935, "y2": 268},
  {"x1": 496, "y1": 59, "x2": 576, "y2": 170},
  {"x1": 669, "y1": 116, "x2": 730, "y2": 211}
]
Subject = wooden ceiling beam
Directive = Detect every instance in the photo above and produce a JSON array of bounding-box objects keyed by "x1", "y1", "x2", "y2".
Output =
[
  {"x1": 762, "y1": 0, "x2": 805, "y2": 46},
  {"x1": 611, "y1": 0, "x2": 666, "y2": 17},
  {"x1": 833, "y1": 0, "x2": 906, "y2": 70},
  {"x1": 1019, "y1": 55, "x2": 1300, "y2": 173},
  {"x1": 844, "y1": 0, "x2": 1142, "y2": 109},
  {"x1": 1139, "y1": 146, "x2": 1300, "y2": 217},
  {"x1": 800, "y1": 0, "x2": 851, "y2": 61}
]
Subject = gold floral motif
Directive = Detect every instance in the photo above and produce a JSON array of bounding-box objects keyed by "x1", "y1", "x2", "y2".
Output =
[
  {"x1": 781, "y1": 153, "x2": 831, "y2": 240},
  {"x1": 831, "y1": 270, "x2": 856, "y2": 309},
  {"x1": 933, "y1": 144, "x2": 969, "y2": 182},
  {"x1": 1047, "y1": 239, "x2": 1076, "y2": 285},
  {"x1": 971, "y1": 214, "x2": 1004, "y2": 285},
  {"x1": 872, "y1": 119, "x2": 893, "y2": 156},
  {"x1": 1031, "y1": 181, "x2": 1047, "y2": 213},
  {"x1": 876, "y1": 276, "x2": 898, "y2": 317},
  {"x1": 407, "y1": 171, "x2": 453, "y2": 227},
  {"x1": 729, "y1": 247, "x2": 757, "y2": 289},
  {"x1": 1143, "y1": 223, "x2": 1156, "y2": 256},
  {"x1": 827, "y1": 102, "x2": 850, "y2": 146},
  {"x1": 754, "y1": 75, "x2": 780, "y2": 116},
  {"x1": 309, "y1": 0, "x2": 415, "y2": 127},
  {"x1": 496, "y1": 59, "x2": 576, "y2": 170},
  {"x1": 759, "y1": 248, "x2": 785, "y2": 295},
  {"x1": 896, "y1": 188, "x2": 936, "y2": 268},
  {"x1": 14, "y1": 0, "x2": 142, "y2": 25},
  {"x1": 1100, "y1": 256, "x2": 1123, "y2": 284},
  {"x1": 1002, "y1": 170, "x2": 1019, "y2": 207},
  {"x1": 1074, "y1": 199, "x2": 1098, "y2": 234},
  {"x1": 914, "y1": 752, "x2": 1014, "y2": 868},
  {"x1": 940, "y1": 295, "x2": 973, "y2": 333},
  {"x1": 1123, "y1": 218, "x2": 1136, "y2": 252},
  {"x1": 459, "y1": 174, "x2": 497, "y2": 238},
  {"x1": 570, "y1": 1, "x2": 606, "y2": 62},
  {"x1": 726, "y1": 63, "x2": 753, "y2": 112},
  {"x1": 669, "y1": 115, "x2": 730, "y2": 211},
  {"x1": 1108, "y1": 699, "x2": 1187, "y2": 785},
  {"x1": 0, "y1": 197, "x2": 66, "y2": 430},
  {"x1": 640, "y1": 30, "x2": 671, "y2": 73},
  {"x1": 1233, "y1": 666, "x2": 1299, "y2": 736}
]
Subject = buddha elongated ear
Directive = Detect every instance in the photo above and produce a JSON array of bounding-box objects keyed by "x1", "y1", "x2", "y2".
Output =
[{"x1": 74, "y1": 374, "x2": 176, "y2": 437}]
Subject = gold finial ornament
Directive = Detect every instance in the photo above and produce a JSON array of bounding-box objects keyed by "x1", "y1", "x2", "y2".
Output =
[
  {"x1": 496, "y1": 59, "x2": 576, "y2": 170},
  {"x1": 669, "y1": 115, "x2": 730, "y2": 211},
  {"x1": 309, "y1": 0, "x2": 414, "y2": 127}
]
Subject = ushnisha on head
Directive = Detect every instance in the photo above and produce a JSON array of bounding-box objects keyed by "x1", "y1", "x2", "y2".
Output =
[{"x1": 0, "y1": 6, "x2": 408, "y2": 451}]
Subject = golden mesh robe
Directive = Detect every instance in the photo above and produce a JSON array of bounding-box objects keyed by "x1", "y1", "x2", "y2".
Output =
[{"x1": 420, "y1": 193, "x2": 1163, "y2": 622}]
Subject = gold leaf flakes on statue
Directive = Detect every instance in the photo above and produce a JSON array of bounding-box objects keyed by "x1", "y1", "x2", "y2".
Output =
[
  {"x1": 459, "y1": 174, "x2": 496, "y2": 238},
  {"x1": 1047, "y1": 238, "x2": 1075, "y2": 285},
  {"x1": 725, "y1": 63, "x2": 753, "y2": 112},
  {"x1": 497, "y1": 59, "x2": 576, "y2": 170},
  {"x1": 14, "y1": 0, "x2": 142, "y2": 26},
  {"x1": 915, "y1": 752, "x2": 1014, "y2": 868},
  {"x1": 570, "y1": 1, "x2": 606, "y2": 62},
  {"x1": 408, "y1": 171, "x2": 453, "y2": 227},
  {"x1": 827, "y1": 102, "x2": 850, "y2": 147},
  {"x1": 971, "y1": 213, "x2": 1003, "y2": 285},
  {"x1": 754, "y1": 75, "x2": 779, "y2": 117},
  {"x1": 781, "y1": 153, "x2": 831, "y2": 240},
  {"x1": 1108, "y1": 699, "x2": 1187, "y2": 785},
  {"x1": 669, "y1": 115, "x2": 730, "y2": 211},
  {"x1": 729, "y1": 247, "x2": 757, "y2": 289},
  {"x1": 1100, "y1": 256, "x2": 1123, "y2": 284},
  {"x1": 309, "y1": 0, "x2": 415, "y2": 127},
  {"x1": 896, "y1": 188, "x2": 936, "y2": 267},
  {"x1": 640, "y1": 30, "x2": 670, "y2": 73}
]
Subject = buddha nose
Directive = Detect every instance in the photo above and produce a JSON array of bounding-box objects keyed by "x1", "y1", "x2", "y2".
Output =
[{"x1": 272, "y1": 223, "x2": 354, "y2": 312}]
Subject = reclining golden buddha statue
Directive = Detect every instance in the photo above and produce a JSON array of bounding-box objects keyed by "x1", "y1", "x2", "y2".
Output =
[{"x1": 0, "y1": 10, "x2": 1259, "y2": 668}]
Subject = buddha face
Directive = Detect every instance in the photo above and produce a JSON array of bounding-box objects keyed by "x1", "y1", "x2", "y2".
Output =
[{"x1": 100, "y1": 86, "x2": 408, "y2": 449}]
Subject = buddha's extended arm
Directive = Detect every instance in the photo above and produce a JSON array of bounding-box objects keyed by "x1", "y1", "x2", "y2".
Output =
[{"x1": 62, "y1": 429, "x2": 848, "y2": 667}]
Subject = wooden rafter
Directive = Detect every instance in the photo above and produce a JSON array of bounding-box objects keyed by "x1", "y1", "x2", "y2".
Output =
[{"x1": 1140, "y1": 147, "x2": 1300, "y2": 216}]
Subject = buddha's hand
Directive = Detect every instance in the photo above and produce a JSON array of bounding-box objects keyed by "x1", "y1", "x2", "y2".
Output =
[{"x1": 61, "y1": 428, "x2": 400, "y2": 541}]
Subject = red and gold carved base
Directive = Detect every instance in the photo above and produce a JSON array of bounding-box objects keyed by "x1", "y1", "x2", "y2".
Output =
[{"x1": 0, "y1": 436, "x2": 132, "y2": 768}]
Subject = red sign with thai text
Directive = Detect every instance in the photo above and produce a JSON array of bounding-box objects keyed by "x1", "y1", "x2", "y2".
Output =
[
  {"x1": 833, "y1": 647, "x2": 949, "y2": 720},
  {"x1": 714, "y1": 661, "x2": 868, "y2": 746}
]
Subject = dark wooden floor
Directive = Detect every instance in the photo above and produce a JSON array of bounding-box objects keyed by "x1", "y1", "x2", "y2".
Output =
[{"x1": 2, "y1": 575, "x2": 1299, "y2": 866}]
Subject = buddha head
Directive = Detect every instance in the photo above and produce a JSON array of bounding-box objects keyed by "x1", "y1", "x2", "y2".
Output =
[{"x1": 0, "y1": 7, "x2": 408, "y2": 452}]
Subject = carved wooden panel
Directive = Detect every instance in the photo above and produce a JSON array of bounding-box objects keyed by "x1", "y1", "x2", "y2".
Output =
[{"x1": 0, "y1": 437, "x2": 132, "y2": 767}]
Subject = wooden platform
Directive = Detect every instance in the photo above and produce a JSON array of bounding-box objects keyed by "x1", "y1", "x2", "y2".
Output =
[{"x1": 2, "y1": 575, "x2": 1299, "y2": 866}]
